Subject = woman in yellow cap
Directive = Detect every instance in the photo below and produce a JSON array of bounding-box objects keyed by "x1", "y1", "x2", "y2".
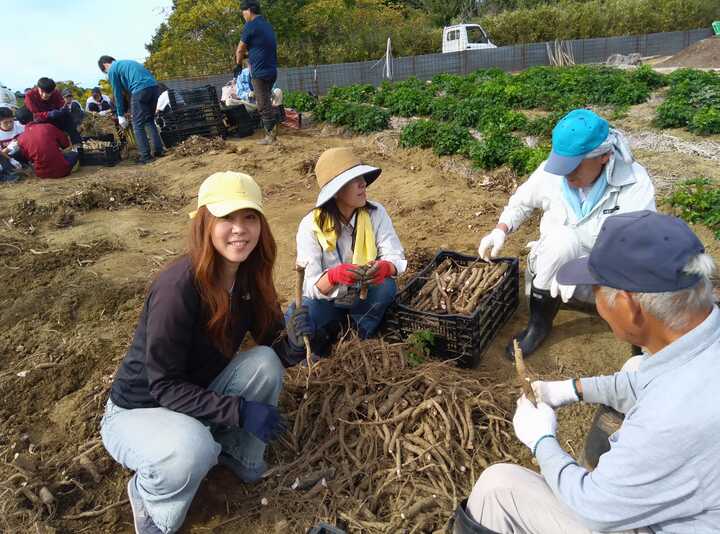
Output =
[
  {"x1": 290, "y1": 147, "x2": 406, "y2": 356},
  {"x1": 100, "y1": 172, "x2": 312, "y2": 534}
]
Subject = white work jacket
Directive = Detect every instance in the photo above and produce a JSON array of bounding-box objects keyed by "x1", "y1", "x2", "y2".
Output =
[
  {"x1": 296, "y1": 201, "x2": 407, "y2": 300},
  {"x1": 499, "y1": 159, "x2": 656, "y2": 251}
]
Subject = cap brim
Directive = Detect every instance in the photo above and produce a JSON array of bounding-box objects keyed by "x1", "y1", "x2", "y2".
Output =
[
  {"x1": 315, "y1": 164, "x2": 381, "y2": 207},
  {"x1": 544, "y1": 151, "x2": 584, "y2": 176},
  {"x1": 188, "y1": 199, "x2": 264, "y2": 219},
  {"x1": 556, "y1": 256, "x2": 601, "y2": 286}
]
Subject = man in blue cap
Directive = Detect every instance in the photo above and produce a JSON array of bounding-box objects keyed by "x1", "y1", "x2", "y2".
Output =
[
  {"x1": 452, "y1": 211, "x2": 719, "y2": 533},
  {"x1": 478, "y1": 109, "x2": 656, "y2": 360}
]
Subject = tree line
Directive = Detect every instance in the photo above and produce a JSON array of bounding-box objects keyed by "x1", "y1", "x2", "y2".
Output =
[{"x1": 144, "y1": 0, "x2": 719, "y2": 79}]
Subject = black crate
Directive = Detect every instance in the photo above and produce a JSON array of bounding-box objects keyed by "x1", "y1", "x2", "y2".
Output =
[
  {"x1": 168, "y1": 85, "x2": 219, "y2": 108},
  {"x1": 221, "y1": 104, "x2": 256, "y2": 138},
  {"x1": 384, "y1": 250, "x2": 519, "y2": 368},
  {"x1": 78, "y1": 135, "x2": 121, "y2": 167},
  {"x1": 160, "y1": 126, "x2": 226, "y2": 148}
]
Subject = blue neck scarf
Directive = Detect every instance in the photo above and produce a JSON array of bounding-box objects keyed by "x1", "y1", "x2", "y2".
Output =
[{"x1": 562, "y1": 169, "x2": 609, "y2": 221}]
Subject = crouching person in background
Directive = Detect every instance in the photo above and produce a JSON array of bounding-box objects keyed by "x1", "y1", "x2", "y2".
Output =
[
  {"x1": 15, "y1": 107, "x2": 79, "y2": 179},
  {"x1": 288, "y1": 147, "x2": 406, "y2": 357},
  {"x1": 451, "y1": 211, "x2": 720, "y2": 534},
  {"x1": 101, "y1": 172, "x2": 313, "y2": 534},
  {"x1": 477, "y1": 109, "x2": 655, "y2": 361}
]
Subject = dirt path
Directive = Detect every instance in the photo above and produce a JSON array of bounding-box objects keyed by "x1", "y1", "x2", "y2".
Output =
[{"x1": 0, "y1": 114, "x2": 718, "y2": 532}]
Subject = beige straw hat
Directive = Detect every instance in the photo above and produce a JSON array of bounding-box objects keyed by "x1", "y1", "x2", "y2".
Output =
[{"x1": 314, "y1": 147, "x2": 381, "y2": 207}]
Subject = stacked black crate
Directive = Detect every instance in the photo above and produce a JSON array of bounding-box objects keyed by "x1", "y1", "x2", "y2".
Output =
[{"x1": 158, "y1": 85, "x2": 227, "y2": 147}]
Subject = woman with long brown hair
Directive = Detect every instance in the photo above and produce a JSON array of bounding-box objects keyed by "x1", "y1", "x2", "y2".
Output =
[{"x1": 100, "y1": 172, "x2": 312, "y2": 534}]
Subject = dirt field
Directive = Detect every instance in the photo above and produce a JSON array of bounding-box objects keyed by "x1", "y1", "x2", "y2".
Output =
[{"x1": 1, "y1": 100, "x2": 719, "y2": 533}]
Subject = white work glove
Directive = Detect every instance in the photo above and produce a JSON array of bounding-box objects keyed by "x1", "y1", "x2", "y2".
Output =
[
  {"x1": 513, "y1": 396, "x2": 557, "y2": 454},
  {"x1": 9, "y1": 158, "x2": 21, "y2": 169},
  {"x1": 550, "y1": 275, "x2": 576, "y2": 303},
  {"x1": 531, "y1": 379, "x2": 578, "y2": 408},
  {"x1": 248, "y1": 90, "x2": 254, "y2": 99},
  {"x1": 118, "y1": 116, "x2": 129, "y2": 129},
  {"x1": 478, "y1": 228, "x2": 506, "y2": 261}
]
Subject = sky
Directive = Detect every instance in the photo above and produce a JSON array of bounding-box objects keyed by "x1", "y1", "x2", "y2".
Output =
[{"x1": 1, "y1": 0, "x2": 173, "y2": 93}]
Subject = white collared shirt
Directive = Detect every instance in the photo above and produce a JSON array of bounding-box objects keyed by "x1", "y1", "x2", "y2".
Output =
[{"x1": 296, "y1": 201, "x2": 407, "y2": 300}]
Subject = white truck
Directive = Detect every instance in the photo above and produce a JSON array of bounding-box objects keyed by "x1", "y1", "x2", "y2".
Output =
[{"x1": 442, "y1": 24, "x2": 497, "y2": 53}]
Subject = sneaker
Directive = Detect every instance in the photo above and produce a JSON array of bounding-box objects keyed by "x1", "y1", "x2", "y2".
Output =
[
  {"x1": 218, "y1": 452, "x2": 267, "y2": 483},
  {"x1": 152, "y1": 150, "x2": 166, "y2": 158},
  {"x1": 127, "y1": 476, "x2": 163, "y2": 534},
  {"x1": 134, "y1": 156, "x2": 155, "y2": 165}
]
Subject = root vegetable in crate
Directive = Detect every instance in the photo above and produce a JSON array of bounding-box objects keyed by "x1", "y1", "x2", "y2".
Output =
[
  {"x1": 409, "y1": 258, "x2": 509, "y2": 315},
  {"x1": 386, "y1": 251, "x2": 519, "y2": 367}
]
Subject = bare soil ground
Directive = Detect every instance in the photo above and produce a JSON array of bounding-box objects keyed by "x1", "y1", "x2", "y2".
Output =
[
  {"x1": 656, "y1": 37, "x2": 720, "y2": 69},
  {"x1": 0, "y1": 100, "x2": 718, "y2": 533}
]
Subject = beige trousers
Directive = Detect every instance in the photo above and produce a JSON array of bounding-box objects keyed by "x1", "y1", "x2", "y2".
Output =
[{"x1": 466, "y1": 463, "x2": 651, "y2": 534}]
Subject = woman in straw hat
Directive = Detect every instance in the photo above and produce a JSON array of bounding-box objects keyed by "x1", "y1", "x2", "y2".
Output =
[
  {"x1": 290, "y1": 147, "x2": 406, "y2": 356},
  {"x1": 100, "y1": 172, "x2": 313, "y2": 534}
]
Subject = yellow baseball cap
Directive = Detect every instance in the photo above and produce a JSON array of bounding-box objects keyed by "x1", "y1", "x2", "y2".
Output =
[{"x1": 189, "y1": 172, "x2": 264, "y2": 219}]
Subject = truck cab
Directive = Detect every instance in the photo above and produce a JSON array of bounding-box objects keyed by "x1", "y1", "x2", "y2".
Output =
[{"x1": 442, "y1": 24, "x2": 496, "y2": 53}]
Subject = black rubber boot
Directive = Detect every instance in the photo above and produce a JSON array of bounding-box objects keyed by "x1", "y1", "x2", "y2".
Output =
[
  {"x1": 448, "y1": 499, "x2": 501, "y2": 534},
  {"x1": 579, "y1": 405, "x2": 624, "y2": 470},
  {"x1": 505, "y1": 285, "x2": 561, "y2": 361}
]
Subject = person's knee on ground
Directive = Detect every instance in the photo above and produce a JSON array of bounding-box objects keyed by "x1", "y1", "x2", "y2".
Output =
[
  {"x1": 529, "y1": 225, "x2": 584, "y2": 291},
  {"x1": 354, "y1": 278, "x2": 397, "y2": 339},
  {"x1": 222, "y1": 346, "x2": 284, "y2": 404},
  {"x1": 135, "y1": 423, "x2": 219, "y2": 532},
  {"x1": 507, "y1": 227, "x2": 583, "y2": 360}
]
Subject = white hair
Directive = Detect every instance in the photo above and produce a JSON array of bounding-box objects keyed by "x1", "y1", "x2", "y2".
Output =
[{"x1": 601, "y1": 253, "x2": 717, "y2": 331}]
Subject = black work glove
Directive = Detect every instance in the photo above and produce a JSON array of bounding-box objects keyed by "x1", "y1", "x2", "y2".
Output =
[
  {"x1": 47, "y1": 108, "x2": 68, "y2": 121},
  {"x1": 233, "y1": 63, "x2": 243, "y2": 78},
  {"x1": 286, "y1": 305, "x2": 314, "y2": 351},
  {"x1": 238, "y1": 398, "x2": 285, "y2": 443}
]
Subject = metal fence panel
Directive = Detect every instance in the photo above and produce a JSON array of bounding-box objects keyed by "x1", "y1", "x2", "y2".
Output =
[{"x1": 160, "y1": 28, "x2": 714, "y2": 96}]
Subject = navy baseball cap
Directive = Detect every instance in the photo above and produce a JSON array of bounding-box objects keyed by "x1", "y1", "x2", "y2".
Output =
[
  {"x1": 557, "y1": 211, "x2": 705, "y2": 292},
  {"x1": 545, "y1": 109, "x2": 609, "y2": 176}
]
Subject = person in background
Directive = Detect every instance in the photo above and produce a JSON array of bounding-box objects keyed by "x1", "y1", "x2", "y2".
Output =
[
  {"x1": 14, "y1": 107, "x2": 79, "y2": 179},
  {"x1": 0, "y1": 107, "x2": 25, "y2": 181},
  {"x1": 477, "y1": 109, "x2": 655, "y2": 360},
  {"x1": 0, "y1": 83, "x2": 18, "y2": 110},
  {"x1": 85, "y1": 86, "x2": 114, "y2": 115},
  {"x1": 288, "y1": 147, "x2": 406, "y2": 356},
  {"x1": 155, "y1": 83, "x2": 171, "y2": 115},
  {"x1": 97, "y1": 55, "x2": 164, "y2": 163},
  {"x1": 453, "y1": 211, "x2": 720, "y2": 534},
  {"x1": 235, "y1": 0, "x2": 278, "y2": 145},
  {"x1": 61, "y1": 88, "x2": 84, "y2": 128},
  {"x1": 100, "y1": 172, "x2": 313, "y2": 534},
  {"x1": 235, "y1": 61, "x2": 283, "y2": 107},
  {"x1": 24, "y1": 77, "x2": 82, "y2": 146}
]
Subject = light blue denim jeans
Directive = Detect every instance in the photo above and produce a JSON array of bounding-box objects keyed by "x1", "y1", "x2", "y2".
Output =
[{"x1": 100, "y1": 345, "x2": 284, "y2": 533}]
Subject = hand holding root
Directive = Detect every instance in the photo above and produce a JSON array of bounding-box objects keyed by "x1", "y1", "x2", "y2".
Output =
[
  {"x1": 294, "y1": 265, "x2": 315, "y2": 380},
  {"x1": 513, "y1": 340, "x2": 536, "y2": 406}
]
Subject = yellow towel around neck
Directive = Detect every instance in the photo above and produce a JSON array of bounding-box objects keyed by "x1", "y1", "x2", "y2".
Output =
[{"x1": 312, "y1": 208, "x2": 377, "y2": 265}]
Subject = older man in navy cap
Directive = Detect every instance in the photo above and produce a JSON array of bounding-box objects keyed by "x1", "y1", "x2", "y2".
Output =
[
  {"x1": 452, "y1": 211, "x2": 719, "y2": 533},
  {"x1": 478, "y1": 109, "x2": 656, "y2": 360}
]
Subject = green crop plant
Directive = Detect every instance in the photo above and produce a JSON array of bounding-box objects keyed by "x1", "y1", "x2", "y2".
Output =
[
  {"x1": 466, "y1": 129, "x2": 524, "y2": 170},
  {"x1": 405, "y1": 330, "x2": 436, "y2": 366},
  {"x1": 666, "y1": 178, "x2": 720, "y2": 239},
  {"x1": 400, "y1": 119, "x2": 439, "y2": 149},
  {"x1": 283, "y1": 91, "x2": 317, "y2": 112},
  {"x1": 508, "y1": 145, "x2": 549, "y2": 176},
  {"x1": 433, "y1": 122, "x2": 473, "y2": 156}
]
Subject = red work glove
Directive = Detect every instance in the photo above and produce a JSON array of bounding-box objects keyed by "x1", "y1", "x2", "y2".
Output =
[
  {"x1": 326, "y1": 263, "x2": 360, "y2": 286},
  {"x1": 367, "y1": 260, "x2": 395, "y2": 285}
]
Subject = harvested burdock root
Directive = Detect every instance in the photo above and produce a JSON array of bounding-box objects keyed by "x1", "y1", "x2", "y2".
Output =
[
  {"x1": 250, "y1": 336, "x2": 516, "y2": 533},
  {"x1": 408, "y1": 258, "x2": 509, "y2": 315}
]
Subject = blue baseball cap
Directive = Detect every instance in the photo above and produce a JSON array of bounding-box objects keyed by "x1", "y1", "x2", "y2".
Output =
[
  {"x1": 557, "y1": 211, "x2": 705, "y2": 292},
  {"x1": 545, "y1": 109, "x2": 609, "y2": 176}
]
